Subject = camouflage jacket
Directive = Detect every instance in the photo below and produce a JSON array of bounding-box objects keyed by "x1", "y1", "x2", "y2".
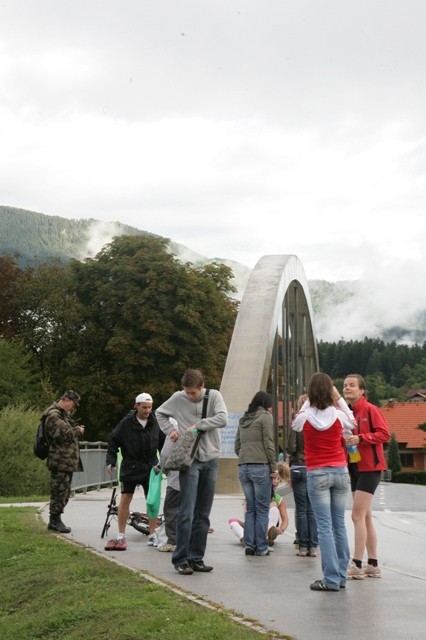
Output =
[{"x1": 43, "y1": 403, "x2": 83, "y2": 473}]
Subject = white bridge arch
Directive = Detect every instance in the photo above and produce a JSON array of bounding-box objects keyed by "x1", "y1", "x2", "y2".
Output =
[{"x1": 217, "y1": 255, "x2": 319, "y2": 493}]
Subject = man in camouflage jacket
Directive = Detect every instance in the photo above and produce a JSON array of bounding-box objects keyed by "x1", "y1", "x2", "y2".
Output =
[{"x1": 43, "y1": 390, "x2": 84, "y2": 533}]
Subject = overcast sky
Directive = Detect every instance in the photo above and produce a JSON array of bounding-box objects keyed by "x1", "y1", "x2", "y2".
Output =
[{"x1": 1, "y1": 1, "x2": 426, "y2": 340}]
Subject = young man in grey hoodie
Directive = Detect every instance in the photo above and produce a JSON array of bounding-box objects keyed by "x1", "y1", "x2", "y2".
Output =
[{"x1": 155, "y1": 369, "x2": 228, "y2": 575}]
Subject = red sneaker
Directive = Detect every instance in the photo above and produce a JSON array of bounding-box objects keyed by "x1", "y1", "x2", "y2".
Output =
[{"x1": 104, "y1": 537, "x2": 127, "y2": 551}]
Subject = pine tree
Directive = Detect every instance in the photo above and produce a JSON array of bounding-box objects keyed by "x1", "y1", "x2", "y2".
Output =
[{"x1": 387, "y1": 432, "x2": 402, "y2": 473}]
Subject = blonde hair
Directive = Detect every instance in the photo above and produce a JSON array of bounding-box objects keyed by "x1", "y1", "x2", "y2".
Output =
[
  {"x1": 296, "y1": 393, "x2": 308, "y2": 411},
  {"x1": 277, "y1": 461, "x2": 290, "y2": 484}
]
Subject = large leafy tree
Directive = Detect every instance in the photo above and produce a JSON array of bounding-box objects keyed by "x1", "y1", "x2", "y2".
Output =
[{"x1": 62, "y1": 236, "x2": 238, "y2": 438}]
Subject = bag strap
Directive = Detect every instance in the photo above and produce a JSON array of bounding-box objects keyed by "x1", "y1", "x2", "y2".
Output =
[
  {"x1": 201, "y1": 388, "x2": 210, "y2": 419},
  {"x1": 190, "y1": 389, "x2": 210, "y2": 457}
]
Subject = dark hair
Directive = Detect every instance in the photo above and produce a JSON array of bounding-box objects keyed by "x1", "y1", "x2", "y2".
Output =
[
  {"x1": 248, "y1": 391, "x2": 272, "y2": 413},
  {"x1": 181, "y1": 369, "x2": 204, "y2": 388},
  {"x1": 307, "y1": 373, "x2": 334, "y2": 410}
]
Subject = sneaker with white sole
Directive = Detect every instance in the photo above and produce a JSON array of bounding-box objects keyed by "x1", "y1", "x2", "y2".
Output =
[
  {"x1": 157, "y1": 543, "x2": 176, "y2": 552},
  {"x1": 147, "y1": 534, "x2": 157, "y2": 547},
  {"x1": 347, "y1": 561, "x2": 365, "y2": 579},
  {"x1": 364, "y1": 564, "x2": 381, "y2": 578},
  {"x1": 104, "y1": 536, "x2": 127, "y2": 551}
]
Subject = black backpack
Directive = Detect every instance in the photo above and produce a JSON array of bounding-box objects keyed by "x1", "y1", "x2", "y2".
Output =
[{"x1": 33, "y1": 416, "x2": 49, "y2": 460}]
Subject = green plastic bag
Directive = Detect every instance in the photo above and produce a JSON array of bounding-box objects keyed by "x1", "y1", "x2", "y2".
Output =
[{"x1": 146, "y1": 467, "x2": 162, "y2": 518}]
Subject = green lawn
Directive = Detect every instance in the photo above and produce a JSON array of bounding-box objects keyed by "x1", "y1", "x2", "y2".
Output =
[{"x1": 0, "y1": 508, "x2": 289, "y2": 640}]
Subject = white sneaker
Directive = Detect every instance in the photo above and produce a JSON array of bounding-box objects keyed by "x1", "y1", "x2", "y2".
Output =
[
  {"x1": 157, "y1": 543, "x2": 176, "y2": 552},
  {"x1": 147, "y1": 533, "x2": 157, "y2": 547},
  {"x1": 347, "y1": 561, "x2": 365, "y2": 579}
]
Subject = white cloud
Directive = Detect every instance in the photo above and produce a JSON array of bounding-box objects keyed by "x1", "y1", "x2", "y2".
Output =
[{"x1": 1, "y1": 0, "x2": 426, "y2": 341}]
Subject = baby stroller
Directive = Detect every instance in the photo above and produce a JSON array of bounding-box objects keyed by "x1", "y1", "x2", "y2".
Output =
[{"x1": 101, "y1": 486, "x2": 164, "y2": 539}]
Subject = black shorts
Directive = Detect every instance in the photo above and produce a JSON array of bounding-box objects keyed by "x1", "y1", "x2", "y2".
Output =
[
  {"x1": 349, "y1": 465, "x2": 381, "y2": 495},
  {"x1": 121, "y1": 476, "x2": 149, "y2": 496}
]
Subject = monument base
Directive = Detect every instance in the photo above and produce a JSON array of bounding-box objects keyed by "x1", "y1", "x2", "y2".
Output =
[{"x1": 215, "y1": 457, "x2": 242, "y2": 494}]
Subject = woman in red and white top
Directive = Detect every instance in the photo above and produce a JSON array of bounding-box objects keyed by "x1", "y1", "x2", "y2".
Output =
[{"x1": 292, "y1": 373, "x2": 355, "y2": 591}]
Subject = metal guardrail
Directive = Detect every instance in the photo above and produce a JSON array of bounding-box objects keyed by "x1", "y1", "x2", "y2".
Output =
[{"x1": 71, "y1": 441, "x2": 117, "y2": 493}]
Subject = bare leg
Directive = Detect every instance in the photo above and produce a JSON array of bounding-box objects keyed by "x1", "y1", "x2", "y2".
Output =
[
  {"x1": 117, "y1": 493, "x2": 133, "y2": 535},
  {"x1": 365, "y1": 508, "x2": 378, "y2": 559},
  {"x1": 351, "y1": 490, "x2": 374, "y2": 561},
  {"x1": 148, "y1": 517, "x2": 158, "y2": 534}
]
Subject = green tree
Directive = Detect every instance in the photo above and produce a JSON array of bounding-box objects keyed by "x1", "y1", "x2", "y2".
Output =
[
  {"x1": 62, "y1": 236, "x2": 238, "y2": 438},
  {"x1": 0, "y1": 253, "x2": 27, "y2": 339},
  {"x1": 0, "y1": 339, "x2": 42, "y2": 410},
  {"x1": 386, "y1": 432, "x2": 402, "y2": 473}
]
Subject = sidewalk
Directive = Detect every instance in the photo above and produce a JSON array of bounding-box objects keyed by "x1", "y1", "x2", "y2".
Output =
[{"x1": 38, "y1": 487, "x2": 423, "y2": 640}]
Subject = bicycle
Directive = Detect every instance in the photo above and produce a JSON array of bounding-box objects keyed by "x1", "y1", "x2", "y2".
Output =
[{"x1": 101, "y1": 486, "x2": 164, "y2": 539}]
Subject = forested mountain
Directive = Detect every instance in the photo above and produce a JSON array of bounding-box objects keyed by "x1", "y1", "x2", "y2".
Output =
[
  {"x1": 0, "y1": 205, "x2": 152, "y2": 265},
  {"x1": 1, "y1": 205, "x2": 426, "y2": 345},
  {"x1": 0, "y1": 205, "x2": 252, "y2": 298}
]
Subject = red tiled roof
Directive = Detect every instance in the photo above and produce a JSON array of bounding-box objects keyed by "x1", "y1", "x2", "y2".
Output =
[{"x1": 379, "y1": 402, "x2": 426, "y2": 449}]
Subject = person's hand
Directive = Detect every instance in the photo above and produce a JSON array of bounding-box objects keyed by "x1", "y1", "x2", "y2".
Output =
[
  {"x1": 170, "y1": 428, "x2": 179, "y2": 442},
  {"x1": 106, "y1": 464, "x2": 115, "y2": 477},
  {"x1": 331, "y1": 386, "x2": 341, "y2": 402},
  {"x1": 153, "y1": 464, "x2": 161, "y2": 474},
  {"x1": 77, "y1": 425, "x2": 85, "y2": 435},
  {"x1": 346, "y1": 435, "x2": 360, "y2": 446}
]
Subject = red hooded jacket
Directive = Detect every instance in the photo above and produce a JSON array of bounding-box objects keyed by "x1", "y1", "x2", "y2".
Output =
[{"x1": 350, "y1": 395, "x2": 390, "y2": 472}]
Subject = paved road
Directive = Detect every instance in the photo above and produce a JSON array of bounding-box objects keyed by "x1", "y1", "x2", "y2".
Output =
[{"x1": 37, "y1": 482, "x2": 426, "y2": 640}]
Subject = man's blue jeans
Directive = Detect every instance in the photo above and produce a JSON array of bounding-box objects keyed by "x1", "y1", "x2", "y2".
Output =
[
  {"x1": 172, "y1": 458, "x2": 217, "y2": 568},
  {"x1": 307, "y1": 466, "x2": 350, "y2": 589},
  {"x1": 291, "y1": 466, "x2": 318, "y2": 552},
  {"x1": 238, "y1": 463, "x2": 272, "y2": 555}
]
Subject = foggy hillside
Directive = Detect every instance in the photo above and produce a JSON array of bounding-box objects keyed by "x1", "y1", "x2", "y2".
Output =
[{"x1": 1, "y1": 206, "x2": 425, "y2": 344}]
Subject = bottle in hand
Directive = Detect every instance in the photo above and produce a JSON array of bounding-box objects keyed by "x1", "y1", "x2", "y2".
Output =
[{"x1": 347, "y1": 444, "x2": 361, "y2": 463}]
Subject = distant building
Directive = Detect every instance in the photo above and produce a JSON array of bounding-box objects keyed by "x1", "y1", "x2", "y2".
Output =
[
  {"x1": 379, "y1": 402, "x2": 426, "y2": 471},
  {"x1": 406, "y1": 389, "x2": 426, "y2": 402}
]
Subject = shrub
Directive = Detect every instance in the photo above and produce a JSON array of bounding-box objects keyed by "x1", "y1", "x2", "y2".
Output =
[
  {"x1": 391, "y1": 470, "x2": 426, "y2": 485},
  {"x1": 0, "y1": 405, "x2": 50, "y2": 496}
]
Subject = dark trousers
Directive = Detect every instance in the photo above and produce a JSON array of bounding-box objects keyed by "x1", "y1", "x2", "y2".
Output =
[{"x1": 163, "y1": 486, "x2": 180, "y2": 545}]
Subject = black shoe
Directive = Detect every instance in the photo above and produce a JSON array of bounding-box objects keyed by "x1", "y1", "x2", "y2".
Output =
[
  {"x1": 310, "y1": 579, "x2": 339, "y2": 592},
  {"x1": 175, "y1": 563, "x2": 194, "y2": 575},
  {"x1": 48, "y1": 517, "x2": 71, "y2": 534},
  {"x1": 189, "y1": 561, "x2": 213, "y2": 572},
  {"x1": 245, "y1": 547, "x2": 255, "y2": 556}
]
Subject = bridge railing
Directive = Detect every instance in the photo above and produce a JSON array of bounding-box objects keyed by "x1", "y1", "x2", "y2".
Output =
[{"x1": 71, "y1": 441, "x2": 117, "y2": 493}]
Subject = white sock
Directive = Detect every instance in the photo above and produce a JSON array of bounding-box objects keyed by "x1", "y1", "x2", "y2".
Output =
[{"x1": 229, "y1": 520, "x2": 244, "y2": 540}]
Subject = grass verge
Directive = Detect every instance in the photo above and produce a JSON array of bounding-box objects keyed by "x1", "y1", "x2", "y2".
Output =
[{"x1": 0, "y1": 508, "x2": 289, "y2": 640}]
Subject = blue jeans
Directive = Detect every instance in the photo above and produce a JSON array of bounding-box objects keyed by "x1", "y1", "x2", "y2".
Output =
[
  {"x1": 238, "y1": 463, "x2": 272, "y2": 555},
  {"x1": 291, "y1": 467, "x2": 318, "y2": 551},
  {"x1": 307, "y1": 466, "x2": 350, "y2": 589},
  {"x1": 172, "y1": 458, "x2": 217, "y2": 567}
]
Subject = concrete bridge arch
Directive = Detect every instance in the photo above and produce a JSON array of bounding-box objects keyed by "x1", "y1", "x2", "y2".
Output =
[{"x1": 217, "y1": 254, "x2": 319, "y2": 493}]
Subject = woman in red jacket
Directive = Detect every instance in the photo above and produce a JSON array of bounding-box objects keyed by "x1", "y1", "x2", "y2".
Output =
[{"x1": 343, "y1": 374, "x2": 390, "y2": 580}]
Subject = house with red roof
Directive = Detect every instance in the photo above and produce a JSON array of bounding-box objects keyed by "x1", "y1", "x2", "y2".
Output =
[{"x1": 379, "y1": 402, "x2": 426, "y2": 471}]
